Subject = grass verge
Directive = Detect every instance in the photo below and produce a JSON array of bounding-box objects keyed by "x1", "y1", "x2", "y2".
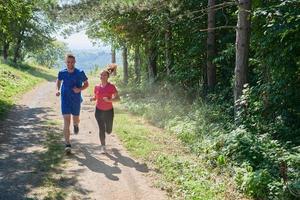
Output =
[
  {"x1": 113, "y1": 104, "x2": 245, "y2": 200},
  {"x1": 0, "y1": 62, "x2": 56, "y2": 119}
]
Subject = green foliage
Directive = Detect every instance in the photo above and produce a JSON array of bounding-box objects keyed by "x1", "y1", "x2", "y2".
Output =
[
  {"x1": 118, "y1": 79, "x2": 299, "y2": 199},
  {"x1": 156, "y1": 155, "x2": 223, "y2": 200},
  {"x1": 222, "y1": 127, "x2": 299, "y2": 199},
  {"x1": 59, "y1": 0, "x2": 300, "y2": 199},
  {"x1": 235, "y1": 165, "x2": 279, "y2": 199},
  {"x1": 27, "y1": 41, "x2": 68, "y2": 68},
  {"x1": 0, "y1": 62, "x2": 56, "y2": 119},
  {"x1": 112, "y1": 101, "x2": 235, "y2": 199},
  {"x1": 0, "y1": 0, "x2": 59, "y2": 62}
]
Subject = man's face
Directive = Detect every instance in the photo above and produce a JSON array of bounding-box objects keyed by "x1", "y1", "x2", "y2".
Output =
[{"x1": 66, "y1": 57, "x2": 75, "y2": 70}]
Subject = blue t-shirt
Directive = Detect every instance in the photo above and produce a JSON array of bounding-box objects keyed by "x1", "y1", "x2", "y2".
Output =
[{"x1": 58, "y1": 68, "x2": 88, "y2": 104}]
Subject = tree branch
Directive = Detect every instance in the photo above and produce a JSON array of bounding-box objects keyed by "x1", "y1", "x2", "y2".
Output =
[
  {"x1": 190, "y1": 1, "x2": 237, "y2": 15},
  {"x1": 199, "y1": 25, "x2": 236, "y2": 32}
]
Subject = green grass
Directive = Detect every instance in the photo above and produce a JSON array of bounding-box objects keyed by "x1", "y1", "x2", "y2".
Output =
[
  {"x1": 0, "y1": 62, "x2": 56, "y2": 119},
  {"x1": 113, "y1": 104, "x2": 238, "y2": 200},
  {"x1": 114, "y1": 109, "x2": 159, "y2": 157}
]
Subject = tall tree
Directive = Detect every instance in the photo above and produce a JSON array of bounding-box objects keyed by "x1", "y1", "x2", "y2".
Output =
[
  {"x1": 147, "y1": 42, "x2": 157, "y2": 84},
  {"x1": 134, "y1": 45, "x2": 141, "y2": 83},
  {"x1": 234, "y1": 0, "x2": 252, "y2": 118},
  {"x1": 207, "y1": 0, "x2": 217, "y2": 89},
  {"x1": 0, "y1": 0, "x2": 57, "y2": 62},
  {"x1": 122, "y1": 45, "x2": 129, "y2": 84},
  {"x1": 28, "y1": 41, "x2": 68, "y2": 68},
  {"x1": 3, "y1": 41, "x2": 10, "y2": 62},
  {"x1": 111, "y1": 46, "x2": 116, "y2": 63},
  {"x1": 165, "y1": 11, "x2": 173, "y2": 76}
]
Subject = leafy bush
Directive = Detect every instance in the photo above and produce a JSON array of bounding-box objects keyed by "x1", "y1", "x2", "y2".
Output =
[{"x1": 117, "y1": 81, "x2": 300, "y2": 200}]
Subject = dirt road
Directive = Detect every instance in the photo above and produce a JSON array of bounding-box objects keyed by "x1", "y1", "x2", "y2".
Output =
[{"x1": 0, "y1": 81, "x2": 167, "y2": 200}]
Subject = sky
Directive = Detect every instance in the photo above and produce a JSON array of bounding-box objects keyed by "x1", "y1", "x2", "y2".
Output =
[
  {"x1": 55, "y1": 30, "x2": 110, "y2": 51},
  {"x1": 54, "y1": 30, "x2": 120, "y2": 71}
]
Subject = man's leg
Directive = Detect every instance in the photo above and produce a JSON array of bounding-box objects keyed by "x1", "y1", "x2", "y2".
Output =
[
  {"x1": 63, "y1": 114, "x2": 71, "y2": 144},
  {"x1": 73, "y1": 115, "x2": 80, "y2": 134}
]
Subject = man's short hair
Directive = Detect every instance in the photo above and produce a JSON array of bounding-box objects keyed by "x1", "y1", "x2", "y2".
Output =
[{"x1": 65, "y1": 53, "x2": 75, "y2": 60}]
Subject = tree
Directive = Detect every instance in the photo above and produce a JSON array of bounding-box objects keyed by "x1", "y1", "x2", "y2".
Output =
[
  {"x1": 234, "y1": 0, "x2": 251, "y2": 119},
  {"x1": 146, "y1": 41, "x2": 158, "y2": 84},
  {"x1": 207, "y1": 0, "x2": 217, "y2": 89},
  {"x1": 27, "y1": 41, "x2": 68, "y2": 68},
  {"x1": 111, "y1": 47, "x2": 116, "y2": 63},
  {"x1": 165, "y1": 10, "x2": 173, "y2": 76},
  {"x1": 134, "y1": 45, "x2": 141, "y2": 83},
  {"x1": 122, "y1": 45, "x2": 128, "y2": 84},
  {"x1": 0, "y1": 0, "x2": 58, "y2": 63}
]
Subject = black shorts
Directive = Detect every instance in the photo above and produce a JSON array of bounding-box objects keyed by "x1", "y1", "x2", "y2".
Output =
[{"x1": 95, "y1": 108, "x2": 114, "y2": 134}]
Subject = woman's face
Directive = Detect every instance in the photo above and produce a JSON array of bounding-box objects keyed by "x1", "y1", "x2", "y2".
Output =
[{"x1": 100, "y1": 71, "x2": 109, "y2": 82}]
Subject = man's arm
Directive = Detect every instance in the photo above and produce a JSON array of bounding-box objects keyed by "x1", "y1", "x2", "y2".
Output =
[
  {"x1": 81, "y1": 80, "x2": 89, "y2": 91},
  {"x1": 56, "y1": 79, "x2": 61, "y2": 96},
  {"x1": 73, "y1": 80, "x2": 89, "y2": 93}
]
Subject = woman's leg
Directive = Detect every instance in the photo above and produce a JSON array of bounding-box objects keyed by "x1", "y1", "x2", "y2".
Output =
[
  {"x1": 95, "y1": 108, "x2": 106, "y2": 145},
  {"x1": 104, "y1": 109, "x2": 114, "y2": 134}
]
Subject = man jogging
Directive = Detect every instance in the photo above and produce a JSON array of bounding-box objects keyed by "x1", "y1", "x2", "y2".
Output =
[{"x1": 56, "y1": 53, "x2": 89, "y2": 153}]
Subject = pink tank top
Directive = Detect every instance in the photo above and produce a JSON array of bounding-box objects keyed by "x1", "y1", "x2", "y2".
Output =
[{"x1": 94, "y1": 83, "x2": 117, "y2": 110}]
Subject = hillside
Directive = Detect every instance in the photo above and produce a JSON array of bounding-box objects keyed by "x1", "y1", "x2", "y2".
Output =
[
  {"x1": 56, "y1": 49, "x2": 122, "y2": 72},
  {"x1": 0, "y1": 62, "x2": 56, "y2": 119}
]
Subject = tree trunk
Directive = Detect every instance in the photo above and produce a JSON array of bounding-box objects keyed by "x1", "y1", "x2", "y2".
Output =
[
  {"x1": 207, "y1": 0, "x2": 217, "y2": 89},
  {"x1": 3, "y1": 41, "x2": 10, "y2": 62},
  {"x1": 134, "y1": 45, "x2": 141, "y2": 83},
  {"x1": 165, "y1": 20, "x2": 173, "y2": 75},
  {"x1": 13, "y1": 36, "x2": 22, "y2": 64},
  {"x1": 111, "y1": 46, "x2": 116, "y2": 63},
  {"x1": 147, "y1": 42, "x2": 157, "y2": 84},
  {"x1": 234, "y1": 0, "x2": 252, "y2": 119},
  {"x1": 122, "y1": 45, "x2": 128, "y2": 84},
  {"x1": 203, "y1": 62, "x2": 208, "y2": 99}
]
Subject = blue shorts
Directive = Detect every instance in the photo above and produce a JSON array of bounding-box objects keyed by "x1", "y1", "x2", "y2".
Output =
[{"x1": 61, "y1": 100, "x2": 81, "y2": 116}]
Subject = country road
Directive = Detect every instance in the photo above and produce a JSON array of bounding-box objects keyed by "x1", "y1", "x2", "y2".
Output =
[{"x1": 0, "y1": 81, "x2": 167, "y2": 200}]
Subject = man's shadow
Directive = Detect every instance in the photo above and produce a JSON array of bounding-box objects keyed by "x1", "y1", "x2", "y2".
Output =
[
  {"x1": 74, "y1": 146, "x2": 121, "y2": 181},
  {"x1": 106, "y1": 148, "x2": 149, "y2": 173}
]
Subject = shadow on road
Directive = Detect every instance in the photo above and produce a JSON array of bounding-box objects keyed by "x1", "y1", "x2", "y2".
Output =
[
  {"x1": 0, "y1": 104, "x2": 58, "y2": 199},
  {"x1": 106, "y1": 148, "x2": 149, "y2": 173},
  {"x1": 74, "y1": 146, "x2": 121, "y2": 181}
]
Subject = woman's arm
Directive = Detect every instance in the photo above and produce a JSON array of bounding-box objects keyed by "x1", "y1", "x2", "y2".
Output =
[
  {"x1": 111, "y1": 91, "x2": 120, "y2": 102},
  {"x1": 90, "y1": 85, "x2": 97, "y2": 101},
  {"x1": 103, "y1": 91, "x2": 120, "y2": 102}
]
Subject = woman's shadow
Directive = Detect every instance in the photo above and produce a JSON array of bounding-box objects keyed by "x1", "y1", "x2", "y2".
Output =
[
  {"x1": 105, "y1": 148, "x2": 149, "y2": 173},
  {"x1": 74, "y1": 146, "x2": 121, "y2": 181}
]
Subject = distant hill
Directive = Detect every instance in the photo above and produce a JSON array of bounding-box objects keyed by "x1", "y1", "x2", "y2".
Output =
[{"x1": 57, "y1": 49, "x2": 122, "y2": 72}]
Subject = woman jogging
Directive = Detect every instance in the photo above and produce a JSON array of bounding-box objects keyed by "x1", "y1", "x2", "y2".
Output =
[{"x1": 90, "y1": 69, "x2": 120, "y2": 153}]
